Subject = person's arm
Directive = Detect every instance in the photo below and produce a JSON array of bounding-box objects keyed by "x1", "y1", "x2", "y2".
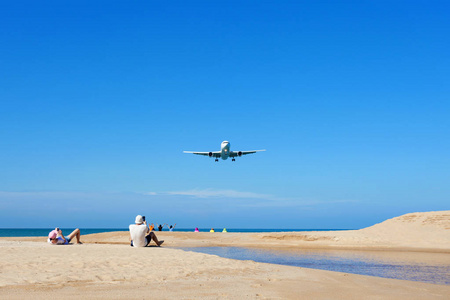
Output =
[
  {"x1": 173, "y1": 223, "x2": 177, "y2": 229},
  {"x1": 144, "y1": 221, "x2": 150, "y2": 234}
]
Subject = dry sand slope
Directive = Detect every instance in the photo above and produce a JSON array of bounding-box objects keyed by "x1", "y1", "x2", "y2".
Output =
[
  {"x1": 0, "y1": 211, "x2": 449, "y2": 299},
  {"x1": 252, "y1": 210, "x2": 450, "y2": 251}
]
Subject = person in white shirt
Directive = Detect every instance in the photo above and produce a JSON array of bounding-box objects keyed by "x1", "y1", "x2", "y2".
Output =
[{"x1": 129, "y1": 215, "x2": 164, "y2": 247}]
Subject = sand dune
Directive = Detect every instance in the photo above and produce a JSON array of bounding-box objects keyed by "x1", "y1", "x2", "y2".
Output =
[
  {"x1": 359, "y1": 211, "x2": 450, "y2": 249},
  {"x1": 0, "y1": 211, "x2": 449, "y2": 299}
]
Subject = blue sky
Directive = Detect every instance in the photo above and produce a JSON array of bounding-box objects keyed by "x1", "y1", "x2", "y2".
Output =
[{"x1": 1, "y1": 1, "x2": 449, "y2": 229}]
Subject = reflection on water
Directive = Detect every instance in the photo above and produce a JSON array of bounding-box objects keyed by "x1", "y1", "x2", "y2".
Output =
[{"x1": 179, "y1": 247, "x2": 450, "y2": 285}]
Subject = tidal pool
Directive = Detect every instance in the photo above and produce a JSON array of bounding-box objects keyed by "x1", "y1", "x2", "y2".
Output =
[{"x1": 179, "y1": 247, "x2": 450, "y2": 285}]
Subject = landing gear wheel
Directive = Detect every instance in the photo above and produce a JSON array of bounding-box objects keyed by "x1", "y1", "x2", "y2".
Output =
[
  {"x1": 232, "y1": 158, "x2": 235, "y2": 161},
  {"x1": 215, "y1": 159, "x2": 219, "y2": 162}
]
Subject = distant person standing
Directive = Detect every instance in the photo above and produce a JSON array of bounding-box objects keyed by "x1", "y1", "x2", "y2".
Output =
[
  {"x1": 129, "y1": 215, "x2": 164, "y2": 247},
  {"x1": 157, "y1": 223, "x2": 166, "y2": 231},
  {"x1": 169, "y1": 224, "x2": 176, "y2": 232}
]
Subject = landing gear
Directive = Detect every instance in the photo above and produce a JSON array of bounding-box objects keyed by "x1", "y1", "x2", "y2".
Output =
[
  {"x1": 215, "y1": 159, "x2": 219, "y2": 162},
  {"x1": 232, "y1": 158, "x2": 235, "y2": 161}
]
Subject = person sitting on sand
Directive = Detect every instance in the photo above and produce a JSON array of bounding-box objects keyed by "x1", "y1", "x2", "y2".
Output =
[
  {"x1": 48, "y1": 228, "x2": 82, "y2": 245},
  {"x1": 129, "y1": 215, "x2": 164, "y2": 247}
]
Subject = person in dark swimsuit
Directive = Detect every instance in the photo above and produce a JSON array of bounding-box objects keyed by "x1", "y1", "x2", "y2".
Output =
[{"x1": 157, "y1": 223, "x2": 166, "y2": 231}]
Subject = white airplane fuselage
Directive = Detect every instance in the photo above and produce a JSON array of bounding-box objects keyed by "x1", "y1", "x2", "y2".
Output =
[{"x1": 220, "y1": 141, "x2": 231, "y2": 160}]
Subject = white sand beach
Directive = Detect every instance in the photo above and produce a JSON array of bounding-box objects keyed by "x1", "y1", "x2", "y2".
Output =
[{"x1": 1, "y1": 211, "x2": 449, "y2": 299}]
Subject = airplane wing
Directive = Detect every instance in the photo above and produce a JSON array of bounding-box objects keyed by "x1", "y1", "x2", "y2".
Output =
[
  {"x1": 183, "y1": 151, "x2": 221, "y2": 158},
  {"x1": 229, "y1": 150, "x2": 266, "y2": 157}
]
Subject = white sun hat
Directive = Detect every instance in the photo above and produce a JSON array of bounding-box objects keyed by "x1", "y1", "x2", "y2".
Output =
[{"x1": 135, "y1": 215, "x2": 144, "y2": 224}]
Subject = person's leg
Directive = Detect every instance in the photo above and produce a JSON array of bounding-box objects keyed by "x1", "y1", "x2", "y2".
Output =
[
  {"x1": 67, "y1": 228, "x2": 82, "y2": 244},
  {"x1": 144, "y1": 235, "x2": 151, "y2": 247},
  {"x1": 147, "y1": 232, "x2": 164, "y2": 246}
]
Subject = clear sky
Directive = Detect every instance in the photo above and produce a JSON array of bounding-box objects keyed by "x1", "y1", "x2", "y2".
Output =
[{"x1": 1, "y1": 1, "x2": 449, "y2": 229}]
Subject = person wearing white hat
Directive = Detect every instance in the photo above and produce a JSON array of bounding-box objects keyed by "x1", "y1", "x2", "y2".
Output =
[{"x1": 129, "y1": 215, "x2": 164, "y2": 247}]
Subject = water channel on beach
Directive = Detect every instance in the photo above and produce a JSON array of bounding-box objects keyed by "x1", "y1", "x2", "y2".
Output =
[{"x1": 179, "y1": 247, "x2": 450, "y2": 285}]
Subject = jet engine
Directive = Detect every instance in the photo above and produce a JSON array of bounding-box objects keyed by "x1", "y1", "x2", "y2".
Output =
[
  {"x1": 238, "y1": 151, "x2": 243, "y2": 157},
  {"x1": 208, "y1": 152, "x2": 213, "y2": 157}
]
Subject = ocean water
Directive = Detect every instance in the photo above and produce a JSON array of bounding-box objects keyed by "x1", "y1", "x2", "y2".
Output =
[
  {"x1": 0, "y1": 228, "x2": 343, "y2": 237},
  {"x1": 180, "y1": 247, "x2": 450, "y2": 285}
]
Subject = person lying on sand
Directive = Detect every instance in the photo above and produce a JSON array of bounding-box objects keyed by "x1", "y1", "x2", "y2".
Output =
[
  {"x1": 129, "y1": 215, "x2": 164, "y2": 247},
  {"x1": 48, "y1": 228, "x2": 82, "y2": 245}
]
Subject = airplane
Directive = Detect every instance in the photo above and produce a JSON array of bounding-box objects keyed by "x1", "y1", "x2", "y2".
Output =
[{"x1": 183, "y1": 141, "x2": 265, "y2": 162}]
